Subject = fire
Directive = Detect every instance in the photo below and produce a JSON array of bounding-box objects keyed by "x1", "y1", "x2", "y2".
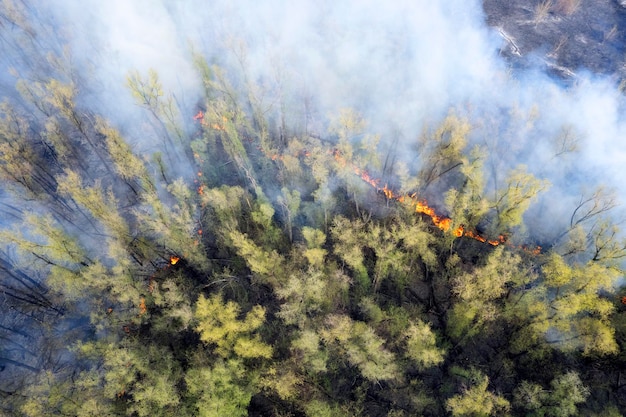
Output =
[
  {"x1": 139, "y1": 297, "x2": 147, "y2": 315},
  {"x1": 331, "y1": 148, "x2": 504, "y2": 246},
  {"x1": 190, "y1": 111, "x2": 514, "y2": 249},
  {"x1": 192, "y1": 111, "x2": 226, "y2": 130},
  {"x1": 170, "y1": 256, "x2": 180, "y2": 265}
]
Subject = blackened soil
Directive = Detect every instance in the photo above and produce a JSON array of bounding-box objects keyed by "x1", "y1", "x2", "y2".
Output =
[{"x1": 483, "y1": 0, "x2": 626, "y2": 83}]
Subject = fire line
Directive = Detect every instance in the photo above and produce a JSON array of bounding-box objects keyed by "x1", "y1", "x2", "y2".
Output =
[
  {"x1": 330, "y1": 149, "x2": 505, "y2": 246},
  {"x1": 194, "y1": 112, "x2": 507, "y2": 247}
]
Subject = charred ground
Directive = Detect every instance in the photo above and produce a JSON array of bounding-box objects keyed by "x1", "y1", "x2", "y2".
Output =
[{"x1": 484, "y1": 0, "x2": 626, "y2": 83}]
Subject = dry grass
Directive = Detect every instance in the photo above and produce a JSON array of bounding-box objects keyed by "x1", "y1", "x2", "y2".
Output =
[
  {"x1": 554, "y1": 0, "x2": 581, "y2": 15},
  {"x1": 547, "y1": 36, "x2": 567, "y2": 59},
  {"x1": 604, "y1": 25, "x2": 618, "y2": 42},
  {"x1": 533, "y1": 0, "x2": 553, "y2": 25}
]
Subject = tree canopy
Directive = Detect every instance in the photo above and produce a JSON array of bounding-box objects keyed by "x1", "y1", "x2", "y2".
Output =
[{"x1": 0, "y1": 2, "x2": 626, "y2": 416}]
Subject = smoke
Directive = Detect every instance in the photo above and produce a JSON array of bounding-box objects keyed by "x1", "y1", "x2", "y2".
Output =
[{"x1": 4, "y1": 0, "x2": 626, "y2": 244}]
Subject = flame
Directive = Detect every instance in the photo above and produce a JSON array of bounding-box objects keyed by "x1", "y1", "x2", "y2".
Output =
[
  {"x1": 331, "y1": 148, "x2": 503, "y2": 246},
  {"x1": 170, "y1": 256, "x2": 180, "y2": 265},
  {"x1": 192, "y1": 111, "x2": 226, "y2": 130},
  {"x1": 139, "y1": 297, "x2": 147, "y2": 315},
  {"x1": 191, "y1": 112, "x2": 516, "y2": 249}
]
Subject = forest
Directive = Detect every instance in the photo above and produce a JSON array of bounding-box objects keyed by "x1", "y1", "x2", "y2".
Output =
[{"x1": 1, "y1": 1, "x2": 626, "y2": 416}]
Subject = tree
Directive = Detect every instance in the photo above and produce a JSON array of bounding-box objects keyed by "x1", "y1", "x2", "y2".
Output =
[
  {"x1": 185, "y1": 360, "x2": 256, "y2": 417},
  {"x1": 95, "y1": 117, "x2": 155, "y2": 194},
  {"x1": 194, "y1": 293, "x2": 272, "y2": 360},
  {"x1": 276, "y1": 268, "x2": 329, "y2": 326},
  {"x1": 489, "y1": 165, "x2": 549, "y2": 233},
  {"x1": 330, "y1": 216, "x2": 368, "y2": 288},
  {"x1": 127, "y1": 69, "x2": 185, "y2": 148},
  {"x1": 448, "y1": 247, "x2": 521, "y2": 340},
  {"x1": 444, "y1": 145, "x2": 490, "y2": 233},
  {"x1": 320, "y1": 314, "x2": 399, "y2": 382},
  {"x1": 446, "y1": 370, "x2": 510, "y2": 417},
  {"x1": 291, "y1": 330, "x2": 328, "y2": 374},
  {"x1": 278, "y1": 187, "x2": 301, "y2": 242},
  {"x1": 301, "y1": 227, "x2": 327, "y2": 268},
  {"x1": 507, "y1": 251, "x2": 619, "y2": 357},
  {"x1": 416, "y1": 113, "x2": 470, "y2": 193},
  {"x1": 513, "y1": 372, "x2": 589, "y2": 417},
  {"x1": 135, "y1": 179, "x2": 209, "y2": 272},
  {"x1": 403, "y1": 320, "x2": 445, "y2": 370}
]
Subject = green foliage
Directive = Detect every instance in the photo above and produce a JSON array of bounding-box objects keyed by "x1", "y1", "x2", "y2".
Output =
[
  {"x1": 444, "y1": 145, "x2": 489, "y2": 231},
  {"x1": 3, "y1": 41, "x2": 626, "y2": 417},
  {"x1": 276, "y1": 268, "x2": 329, "y2": 326},
  {"x1": 448, "y1": 247, "x2": 521, "y2": 339},
  {"x1": 195, "y1": 293, "x2": 272, "y2": 359},
  {"x1": 302, "y1": 227, "x2": 328, "y2": 267},
  {"x1": 404, "y1": 320, "x2": 445, "y2": 370},
  {"x1": 321, "y1": 314, "x2": 399, "y2": 382},
  {"x1": 508, "y1": 251, "x2": 619, "y2": 356},
  {"x1": 57, "y1": 169, "x2": 130, "y2": 239},
  {"x1": 291, "y1": 330, "x2": 328, "y2": 373},
  {"x1": 185, "y1": 360, "x2": 254, "y2": 417},
  {"x1": 135, "y1": 180, "x2": 209, "y2": 271},
  {"x1": 330, "y1": 216, "x2": 368, "y2": 285},
  {"x1": 446, "y1": 373, "x2": 510, "y2": 417},
  {"x1": 127, "y1": 69, "x2": 184, "y2": 143},
  {"x1": 96, "y1": 117, "x2": 153, "y2": 191},
  {"x1": 304, "y1": 400, "x2": 345, "y2": 417},
  {"x1": 490, "y1": 165, "x2": 549, "y2": 232},
  {"x1": 513, "y1": 372, "x2": 588, "y2": 417}
]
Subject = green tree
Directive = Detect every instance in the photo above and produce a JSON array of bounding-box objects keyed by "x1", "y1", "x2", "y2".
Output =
[
  {"x1": 185, "y1": 360, "x2": 256, "y2": 417},
  {"x1": 301, "y1": 227, "x2": 327, "y2": 267},
  {"x1": 416, "y1": 113, "x2": 470, "y2": 193},
  {"x1": 194, "y1": 293, "x2": 272, "y2": 359},
  {"x1": 489, "y1": 165, "x2": 549, "y2": 232},
  {"x1": 404, "y1": 320, "x2": 445, "y2": 370},
  {"x1": 507, "y1": 252, "x2": 619, "y2": 357},
  {"x1": 278, "y1": 186, "x2": 301, "y2": 242},
  {"x1": 320, "y1": 314, "x2": 399, "y2": 382},
  {"x1": 448, "y1": 247, "x2": 521, "y2": 340},
  {"x1": 446, "y1": 372, "x2": 510, "y2": 417},
  {"x1": 513, "y1": 372, "x2": 589, "y2": 417},
  {"x1": 127, "y1": 69, "x2": 185, "y2": 146}
]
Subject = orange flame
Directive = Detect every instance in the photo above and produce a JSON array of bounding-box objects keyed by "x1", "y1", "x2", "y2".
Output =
[
  {"x1": 170, "y1": 256, "x2": 180, "y2": 265},
  {"x1": 139, "y1": 297, "x2": 147, "y2": 315},
  {"x1": 331, "y1": 148, "x2": 503, "y2": 246},
  {"x1": 192, "y1": 111, "x2": 226, "y2": 130},
  {"x1": 191, "y1": 112, "x2": 515, "y2": 250}
]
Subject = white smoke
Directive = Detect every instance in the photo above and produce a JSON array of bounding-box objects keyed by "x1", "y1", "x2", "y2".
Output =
[{"x1": 22, "y1": 0, "x2": 626, "y2": 243}]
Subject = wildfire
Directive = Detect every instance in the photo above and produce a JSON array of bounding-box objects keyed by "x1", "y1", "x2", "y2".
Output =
[
  {"x1": 331, "y1": 148, "x2": 504, "y2": 246},
  {"x1": 170, "y1": 256, "x2": 180, "y2": 265},
  {"x1": 191, "y1": 112, "x2": 514, "y2": 249},
  {"x1": 193, "y1": 110, "x2": 227, "y2": 131},
  {"x1": 139, "y1": 297, "x2": 147, "y2": 315}
]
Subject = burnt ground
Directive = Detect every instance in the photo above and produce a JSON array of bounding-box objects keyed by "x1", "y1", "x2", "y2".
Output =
[{"x1": 483, "y1": 0, "x2": 626, "y2": 85}]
